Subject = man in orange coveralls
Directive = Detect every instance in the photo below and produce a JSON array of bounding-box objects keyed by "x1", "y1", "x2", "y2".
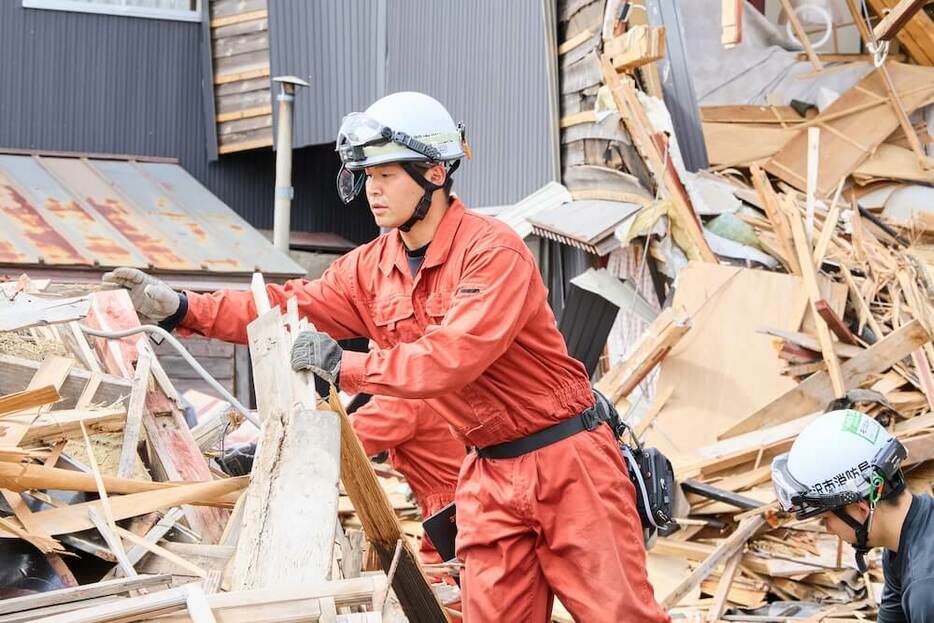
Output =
[{"x1": 103, "y1": 91, "x2": 668, "y2": 622}]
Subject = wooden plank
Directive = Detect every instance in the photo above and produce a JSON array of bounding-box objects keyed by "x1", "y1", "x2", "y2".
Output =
[
  {"x1": 0, "y1": 477, "x2": 246, "y2": 539},
  {"x1": 812, "y1": 180, "x2": 844, "y2": 266},
  {"x1": 115, "y1": 525, "x2": 207, "y2": 579},
  {"x1": 0, "y1": 385, "x2": 59, "y2": 418},
  {"x1": 759, "y1": 327, "x2": 863, "y2": 359},
  {"x1": 0, "y1": 356, "x2": 73, "y2": 446},
  {"x1": 750, "y1": 164, "x2": 800, "y2": 275},
  {"x1": 594, "y1": 308, "x2": 690, "y2": 406},
  {"x1": 109, "y1": 507, "x2": 185, "y2": 578},
  {"x1": 211, "y1": 0, "x2": 266, "y2": 19},
  {"x1": 788, "y1": 206, "x2": 846, "y2": 398},
  {"x1": 600, "y1": 57, "x2": 716, "y2": 262},
  {"x1": 0, "y1": 354, "x2": 130, "y2": 410},
  {"x1": 877, "y1": 61, "x2": 932, "y2": 169},
  {"x1": 231, "y1": 305, "x2": 339, "y2": 590},
  {"x1": 816, "y1": 300, "x2": 859, "y2": 345},
  {"x1": 210, "y1": 8, "x2": 266, "y2": 28},
  {"x1": 21, "y1": 407, "x2": 126, "y2": 445},
  {"x1": 700, "y1": 105, "x2": 803, "y2": 124},
  {"x1": 0, "y1": 295, "x2": 91, "y2": 332},
  {"x1": 558, "y1": 27, "x2": 594, "y2": 55},
  {"x1": 707, "y1": 548, "x2": 743, "y2": 621},
  {"x1": 88, "y1": 506, "x2": 137, "y2": 578},
  {"x1": 117, "y1": 346, "x2": 152, "y2": 479},
  {"x1": 805, "y1": 127, "x2": 820, "y2": 238},
  {"x1": 35, "y1": 585, "x2": 189, "y2": 623},
  {"x1": 604, "y1": 25, "x2": 666, "y2": 72},
  {"x1": 86, "y1": 289, "x2": 228, "y2": 544},
  {"x1": 721, "y1": 0, "x2": 743, "y2": 47},
  {"x1": 866, "y1": 0, "x2": 934, "y2": 64},
  {"x1": 874, "y1": 0, "x2": 930, "y2": 41},
  {"x1": 213, "y1": 65, "x2": 270, "y2": 85},
  {"x1": 765, "y1": 64, "x2": 934, "y2": 195},
  {"x1": 150, "y1": 575, "x2": 388, "y2": 623},
  {"x1": 778, "y1": 0, "x2": 823, "y2": 70},
  {"x1": 328, "y1": 389, "x2": 447, "y2": 623},
  {"x1": 703, "y1": 123, "x2": 795, "y2": 166},
  {"x1": 212, "y1": 31, "x2": 268, "y2": 59},
  {"x1": 214, "y1": 16, "x2": 267, "y2": 40},
  {"x1": 662, "y1": 515, "x2": 766, "y2": 607},
  {"x1": 721, "y1": 319, "x2": 931, "y2": 438},
  {"x1": 0, "y1": 574, "x2": 172, "y2": 616},
  {"x1": 216, "y1": 137, "x2": 273, "y2": 154},
  {"x1": 216, "y1": 105, "x2": 272, "y2": 123},
  {"x1": 647, "y1": 264, "x2": 804, "y2": 464}
]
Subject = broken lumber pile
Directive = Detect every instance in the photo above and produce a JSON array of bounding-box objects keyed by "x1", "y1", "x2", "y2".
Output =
[
  {"x1": 0, "y1": 275, "x2": 449, "y2": 622},
  {"x1": 555, "y1": 1, "x2": 934, "y2": 620}
]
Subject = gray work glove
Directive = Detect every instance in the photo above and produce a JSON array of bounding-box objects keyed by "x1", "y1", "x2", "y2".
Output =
[
  {"x1": 290, "y1": 329, "x2": 343, "y2": 387},
  {"x1": 101, "y1": 267, "x2": 180, "y2": 322}
]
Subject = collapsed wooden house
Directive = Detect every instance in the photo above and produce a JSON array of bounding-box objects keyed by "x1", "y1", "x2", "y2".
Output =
[{"x1": 546, "y1": 0, "x2": 934, "y2": 620}]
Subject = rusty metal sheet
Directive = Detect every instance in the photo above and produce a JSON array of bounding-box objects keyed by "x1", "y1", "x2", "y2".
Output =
[
  {"x1": 0, "y1": 155, "x2": 148, "y2": 269},
  {"x1": 39, "y1": 157, "x2": 197, "y2": 271},
  {"x1": 0, "y1": 170, "x2": 88, "y2": 266},
  {"x1": 140, "y1": 162, "x2": 304, "y2": 275},
  {"x1": 0, "y1": 153, "x2": 304, "y2": 280},
  {"x1": 92, "y1": 159, "x2": 247, "y2": 272}
]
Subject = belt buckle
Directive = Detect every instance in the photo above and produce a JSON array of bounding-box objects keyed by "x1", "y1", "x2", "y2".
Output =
[{"x1": 581, "y1": 407, "x2": 601, "y2": 431}]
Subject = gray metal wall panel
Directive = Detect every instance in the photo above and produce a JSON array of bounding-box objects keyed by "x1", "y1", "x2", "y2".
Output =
[
  {"x1": 269, "y1": 0, "x2": 557, "y2": 208},
  {"x1": 0, "y1": 3, "x2": 378, "y2": 245},
  {"x1": 268, "y1": 0, "x2": 381, "y2": 147},
  {"x1": 385, "y1": 0, "x2": 556, "y2": 208}
]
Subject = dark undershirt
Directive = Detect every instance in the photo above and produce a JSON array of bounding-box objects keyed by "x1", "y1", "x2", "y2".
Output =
[
  {"x1": 405, "y1": 242, "x2": 430, "y2": 276},
  {"x1": 878, "y1": 494, "x2": 934, "y2": 622}
]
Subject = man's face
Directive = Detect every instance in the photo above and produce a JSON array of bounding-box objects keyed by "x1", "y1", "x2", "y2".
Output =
[
  {"x1": 821, "y1": 502, "x2": 870, "y2": 544},
  {"x1": 363, "y1": 163, "x2": 425, "y2": 229}
]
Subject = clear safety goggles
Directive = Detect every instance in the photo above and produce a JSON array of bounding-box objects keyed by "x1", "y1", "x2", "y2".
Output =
[
  {"x1": 771, "y1": 454, "x2": 863, "y2": 519},
  {"x1": 334, "y1": 112, "x2": 444, "y2": 204},
  {"x1": 771, "y1": 437, "x2": 907, "y2": 520}
]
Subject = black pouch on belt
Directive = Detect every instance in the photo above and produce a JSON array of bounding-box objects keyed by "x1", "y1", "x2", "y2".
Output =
[{"x1": 594, "y1": 390, "x2": 680, "y2": 545}]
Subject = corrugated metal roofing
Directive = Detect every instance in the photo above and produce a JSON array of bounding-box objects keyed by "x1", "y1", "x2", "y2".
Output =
[
  {"x1": 0, "y1": 3, "x2": 378, "y2": 247},
  {"x1": 0, "y1": 152, "x2": 305, "y2": 283}
]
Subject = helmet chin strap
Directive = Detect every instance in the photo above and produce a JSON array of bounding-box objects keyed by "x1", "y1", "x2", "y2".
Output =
[
  {"x1": 832, "y1": 506, "x2": 874, "y2": 573},
  {"x1": 397, "y1": 160, "x2": 460, "y2": 233}
]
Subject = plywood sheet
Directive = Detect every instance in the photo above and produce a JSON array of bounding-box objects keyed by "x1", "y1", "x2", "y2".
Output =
[
  {"x1": 645, "y1": 263, "x2": 807, "y2": 465},
  {"x1": 764, "y1": 63, "x2": 934, "y2": 196}
]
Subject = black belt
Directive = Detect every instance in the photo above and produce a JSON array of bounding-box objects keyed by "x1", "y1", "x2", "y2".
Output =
[{"x1": 474, "y1": 407, "x2": 604, "y2": 460}]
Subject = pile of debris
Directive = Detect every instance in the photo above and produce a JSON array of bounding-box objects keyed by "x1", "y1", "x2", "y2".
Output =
[
  {"x1": 546, "y1": 0, "x2": 934, "y2": 620},
  {"x1": 0, "y1": 276, "x2": 451, "y2": 622}
]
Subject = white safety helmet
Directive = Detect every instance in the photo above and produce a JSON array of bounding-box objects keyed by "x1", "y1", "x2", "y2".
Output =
[
  {"x1": 335, "y1": 92, "x2": 468, "y2": 219},
  {"x1": 771, "y1": 409, "x2": 907, "y2": 571}
]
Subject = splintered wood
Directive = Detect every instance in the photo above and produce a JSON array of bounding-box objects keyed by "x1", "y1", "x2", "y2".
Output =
[{"x1": 0, "y1": 275, "x2": 419, "y2": 622}]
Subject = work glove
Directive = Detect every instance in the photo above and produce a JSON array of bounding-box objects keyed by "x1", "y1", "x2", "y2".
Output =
[
  {"x1": 102, "y1": 267, "x2": 181, "y2": 322},
  {"x1": 290, "y1": 329, "x2": 343, "y2": 387}
]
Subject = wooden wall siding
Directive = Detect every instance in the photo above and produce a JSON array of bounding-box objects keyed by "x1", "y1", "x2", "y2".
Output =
[{"x1": 211, "y1": 0, "x2": 273, "y2": 154}]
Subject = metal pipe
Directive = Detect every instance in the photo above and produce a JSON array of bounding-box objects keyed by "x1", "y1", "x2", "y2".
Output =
[
  {"x1": 79, "y1": 324, "x2": 259, "y2": 428},
  {"x1": 272, "y1": 76, "x2": 309, "y2": 253}
]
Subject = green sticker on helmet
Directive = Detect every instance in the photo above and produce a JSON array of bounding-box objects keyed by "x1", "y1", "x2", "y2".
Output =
[{"x1": 841, "y1": 411, "x2": 880, "y2": 444}]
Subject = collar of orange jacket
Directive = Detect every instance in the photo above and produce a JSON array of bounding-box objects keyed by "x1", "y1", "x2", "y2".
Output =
[{"x1": 378, "y1": 197, "x2": 466, "y2": 277}]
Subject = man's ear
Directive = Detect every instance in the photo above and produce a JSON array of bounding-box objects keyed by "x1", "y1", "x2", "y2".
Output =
[
  {"x1": 426, "y1": 164, "x2": 447, "y2": 187},
  {"x1": 852, "y1": 501, "x2": 872, "y2": 521}
]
